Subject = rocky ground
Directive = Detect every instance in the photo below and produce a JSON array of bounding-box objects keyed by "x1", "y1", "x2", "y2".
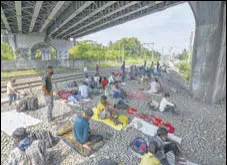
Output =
[{"x1": 1, "y1": 70, "x2": 226, "y2": 165}]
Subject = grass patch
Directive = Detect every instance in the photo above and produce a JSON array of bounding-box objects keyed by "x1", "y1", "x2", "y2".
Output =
[
  {"x1": 1, "y1": 57, "x2": 155, "y2": 78},
  {"x1": 1, "y1": 67, "x2": 76, "y2": 78}
]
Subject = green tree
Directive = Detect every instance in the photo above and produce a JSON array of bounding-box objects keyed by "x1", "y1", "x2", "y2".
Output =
[
  {"x1": 50, "y1": 48, "x2": 56, "y2": 60},
  {"x1": 178, "y1": 49, "x2": 188, "y2": 61},
  {"x1": 35, "y1": 49, "x2": 42, "y2": 59},
  {"x1": 1, "y1": 42, "x2": 14, "y2": 60}
]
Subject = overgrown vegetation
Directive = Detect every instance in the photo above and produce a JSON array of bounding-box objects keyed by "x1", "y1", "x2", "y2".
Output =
[
  {"x1": 176, "y1": 49, "x2": 191, "y2": 81},
  {"x1": 68, "y1": 37, "x2": 161, "y2": 63},
  {"x1": 1, "y1": 42, "x2": 14, "y2": 60}
]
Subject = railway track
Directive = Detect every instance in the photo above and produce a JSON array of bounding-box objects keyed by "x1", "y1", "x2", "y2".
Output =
[
  {"x1": 1, "y1": 65, "x2": 142, "y2": 105},
  {"x1": 1, "y1": 68, "x2": 117, "y2": 93}
]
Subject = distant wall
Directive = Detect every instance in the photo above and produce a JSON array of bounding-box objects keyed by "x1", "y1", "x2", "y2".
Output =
[{"x1": 1, "y1": 60, "x2": 116, "y2": 71}]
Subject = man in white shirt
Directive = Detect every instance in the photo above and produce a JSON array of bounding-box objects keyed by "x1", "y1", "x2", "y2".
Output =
[
  {"x1": 159, "y1": 93, "x2": 176, "y2": 113},
  {"x1": 79, "y1": 82, "x2": 90, "y2": 99},
  {"x1": 7, "y1": 79, "x2": 19, "y2": 105},
  {"x1": 144, "y1": 78, "x2": 161, "y2": 95},
  {"x1": 84, "y1": 66, "x2": 88, "y2": 77},
  {"x1": 108, "y1": 72, "x2": 116, "y2": 84},
  {"x1": 94, "y1": 73, "x2": 100, "y2": 87}
]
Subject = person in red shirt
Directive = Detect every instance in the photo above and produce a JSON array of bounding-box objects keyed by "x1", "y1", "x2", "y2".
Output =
[
  {"x1": 101, "y1": 77, "x2": 108, "y2": 89},
  {"x1": 96, "y1": 64, "x2": 99, "y2": 74}
]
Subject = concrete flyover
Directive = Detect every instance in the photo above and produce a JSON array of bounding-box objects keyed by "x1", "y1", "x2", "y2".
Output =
[{"x1": 1, "y1": 1, "x2": 226, "y2": 103}]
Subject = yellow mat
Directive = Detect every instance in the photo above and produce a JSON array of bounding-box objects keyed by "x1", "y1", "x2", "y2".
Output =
[{"x1": 91, "y1": 108, "x2": 127, "y2": 131}]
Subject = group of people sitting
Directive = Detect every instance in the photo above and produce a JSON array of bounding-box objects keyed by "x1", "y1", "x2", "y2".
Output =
[{"x1": 74, "y1": 106, "x2": 186, "y2": 164}]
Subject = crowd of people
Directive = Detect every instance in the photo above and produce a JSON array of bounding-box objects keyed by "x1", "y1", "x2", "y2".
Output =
[{"x1": 6, "y1": 60, "x2": 185, "y2": 165}]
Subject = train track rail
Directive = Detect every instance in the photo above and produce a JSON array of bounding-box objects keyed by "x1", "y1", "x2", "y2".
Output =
[{"x1": 1, "y1": 68, "x2": 117, "y2": 93}]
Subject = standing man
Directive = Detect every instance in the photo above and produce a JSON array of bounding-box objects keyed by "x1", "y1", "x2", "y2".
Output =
[
  {"x1": 157, "y1": 61, "x2": 160, "y2": 73},
  {"x1": 7, "y1": 79, "x2": 19, "y2": 105},
  {"x1": 96, "y1": 64, "x2": 99, "y2": 74},
  {"x1": 42, "y1": 66, "x2": 54, "y2": 122},
  {"x1": 143, "y1": 60, "x2": 147, "y2": 76},
  {"x1": 121, "y1": 61, "x2": 126, "y2": 81}
]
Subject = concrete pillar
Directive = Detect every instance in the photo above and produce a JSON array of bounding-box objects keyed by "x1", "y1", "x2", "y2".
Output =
[{"x1": 189, "y1": 1, "x2": 226, "y2": 103}]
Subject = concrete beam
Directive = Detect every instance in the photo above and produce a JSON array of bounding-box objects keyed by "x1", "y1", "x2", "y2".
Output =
[
  {"x1": 15, "y1": 1, "x2": 22, "y2": 32},
  {"x1": 72, "y1": 2, "x2": 163, "y2": 38},
  {"x1": 39, "y1": 1, "x2": 65, "y2": 32},
  {"x1": 63, "y1": 1, "x2": 139, "y2": 39},
  {"x1": 47, "y1": 1, "x2": 93, "y2": 37},
  {"x1": 56, "y1": 1, "x2": 117, "y2": 38},
  {"x1": 29, "y1": 1, "x2": 43, "y2": 33},
  {"x1": 1, "y1": 7, "x2": 11, "y2": 32}
]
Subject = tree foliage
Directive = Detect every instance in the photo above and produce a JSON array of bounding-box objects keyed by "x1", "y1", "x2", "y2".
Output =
[
  {"x1": 176, "y1": 49, "x2": 191, "y2": 81},
  {"x1": 35, "y1": 49, "x2": 41, "y2": 59},
  {"x1": 68, "y1": 37, "x2": 161, "y2": 61},
  {"x1": 50, "y1": 48, "x2": 56, "y2": 60},
  {"x1": 178, "y1": 49, "x2": 188, "y2": 61},
  {"x1": 1, "y1": 42, "x2": 14, "y2": 60}
]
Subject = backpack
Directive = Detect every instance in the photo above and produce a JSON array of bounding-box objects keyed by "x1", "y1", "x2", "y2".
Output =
[
  {"x1": 129, "y1": 137, "x2": 149, "y2": 157},
  {"x1": 26, "y1": 97, "x2": 39, "y2": 110},
  {"x1": 16, "y1": 97, "x2": 39, "y2": 112},
  {"x1": 117, "y1": 100, "x2": 129, "y2": 110},
  {"x1": 16, "y1": 99, "x2": 27, "y2": 112}
]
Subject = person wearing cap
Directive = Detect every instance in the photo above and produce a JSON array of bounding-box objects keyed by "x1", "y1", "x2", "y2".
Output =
[
  {"x1": 96, "y1": 95, "x2": 119, "y2": 124},
  {"x1": 112, "y1": 82, "x2": 127, "y2": 100},
  {"x1": 42, "y1": 65, "x2": 54, "y2": 122},
  {"x1": 74, "y1": 109, "x2": 102, "y2": 150},
  {"x1": 149, "y1": 127, "x2": 187, "y2": 165}
]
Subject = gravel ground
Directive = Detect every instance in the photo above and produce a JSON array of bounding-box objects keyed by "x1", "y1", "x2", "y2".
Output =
[{"x1": 1, "y1": 71, "x2": 226, "y2": 165}]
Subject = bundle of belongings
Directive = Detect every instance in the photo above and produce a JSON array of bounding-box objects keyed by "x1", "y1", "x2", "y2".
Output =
[
  {"x1": 125, "y1": 107, "x2": 175, "y2": 134},
  {"x1": 16, "y1": 96, "x2": 39, "y2": 112},
  {"x1": 114, "y1": 100, "x2": 129, "y2": 111},
  {"x1": 6, "y1": 127, "x2": 59, "y2": 165},
  {"x1": 58, "y1": 90, "x2": 72, "y2": 100},
  {"x1": 67, "y1": 81, "x2": 78, "y2": 88},
  {"x1": 57, "y1": 119, "x2": 104, "y2": 157}
]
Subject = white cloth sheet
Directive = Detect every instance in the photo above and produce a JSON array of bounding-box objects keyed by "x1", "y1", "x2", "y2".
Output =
[{"x1": 1, "y1": 110, "x2": 41, "y2": 136}]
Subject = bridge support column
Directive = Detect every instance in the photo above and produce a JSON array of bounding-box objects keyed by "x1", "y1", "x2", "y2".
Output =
[{"x1": 189, "y1": 1, "x2": 226, "y2": 103}]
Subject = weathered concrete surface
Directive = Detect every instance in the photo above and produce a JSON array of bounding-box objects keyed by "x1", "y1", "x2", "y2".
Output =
[
  {"x1": 4, "y1": 33, "x2": 73, "y2": 60},
  {"x1": 189, "y1": 1, "x2": 226, "y2": 103}
]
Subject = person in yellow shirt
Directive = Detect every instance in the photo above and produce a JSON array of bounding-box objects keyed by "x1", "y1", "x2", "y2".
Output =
[
  {"x1": 97, "y1": 95, "x2": 119, "y2": 124},
  {"x1": 140, "y1": 152, "x2": 161, "y2": 165}
]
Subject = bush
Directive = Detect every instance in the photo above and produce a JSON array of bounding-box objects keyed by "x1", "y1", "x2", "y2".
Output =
[
  {"x1": 1, "y1": 42, "x2": 14, "y2": 60},
  {"x1": 176, "y1": 60, "x2": 191, "y2": 81}
]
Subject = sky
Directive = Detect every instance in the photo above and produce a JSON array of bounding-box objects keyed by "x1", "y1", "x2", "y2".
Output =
[{"x1": 77, "y1": 2, "x2": 195, "y2": 55}]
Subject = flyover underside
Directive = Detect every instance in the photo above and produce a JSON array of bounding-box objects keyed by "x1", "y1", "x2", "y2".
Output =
[
  {"x1": 189, "y1": 1, "x2": 226, "y2": 103},
  {"x1": 1, "y1": 1, "x2": 183, "y2": 39}
]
